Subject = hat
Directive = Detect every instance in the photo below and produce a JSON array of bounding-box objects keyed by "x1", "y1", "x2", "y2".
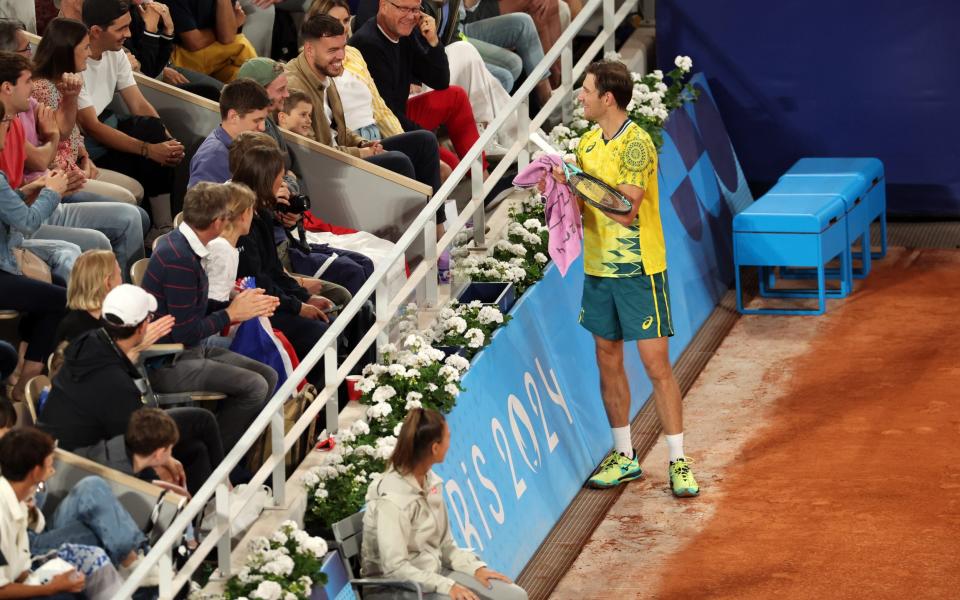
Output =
[
  {"x1": 102, "y1": 284, "x2": 158, "y2": 327},
  {"x1": 236, "y1": 58, "x2": 284, "y2": 87}
]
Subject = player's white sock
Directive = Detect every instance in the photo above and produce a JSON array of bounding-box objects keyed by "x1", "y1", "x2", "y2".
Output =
[
  {"x1": 666, "y1": 433, "x2": 685, "y2": 462},
  {"x1": 612, "y1": 426, "x2": 632, "y2": 458}
]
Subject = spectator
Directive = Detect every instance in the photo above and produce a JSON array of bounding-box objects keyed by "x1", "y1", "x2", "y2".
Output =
[
  {"x1": 284, "y1": 14, "x2": 443, "y2": 199},
  {"x1": 166, "y1": 0, "x2": 258, "y2": 83},
  {"x1": 141, "y1": 182, "x2": 280, "y2": 452},
  {"x1": 0, "y1": 427, "x2": 158, "y2": 596},
  {"x1": 349, "y1": 1, "x2": 489, "y2": 173},
  {"x1": 202, "y1": 181, "x2": 257, "y2": 302},
  {"x1": 0, "y1": 342, "x2": 17, "y2": 391},
  {"x1": 277, "y1": 89, "x2": 316, "y2": 139},
  {"x1": 229, "y1": 61, "x2": 377, "y2": 294},
  {"x1": 230, "y1": 142, "x2": 337, "y2": 390},
  {"x1": 32, "y1": 17, "x2": 146, "y2": 205},
  {"x1": 54, "y1": 249, "x2": 122, "y2": 346},
  {"x1": 78, "y1": 0, "x2": 186, "y2": 224},
  {"x1": 0, "y1": 393, "x2": 16, "y2": 437},
  {"x1": 187, "y1": 77, "x2": 272, "y2": 188},
  {"x1": 0, "y1": 101, "x2": 69, "y2": 404},
  {"x1": 362, "y1": 408, "x2": 528, "y2": 600},
  {"x1": 57, "y1": 0, "x2": 223, "y2": 102}
]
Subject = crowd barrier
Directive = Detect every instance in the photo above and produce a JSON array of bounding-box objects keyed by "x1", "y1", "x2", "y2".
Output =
[{"x1": 434, "y1": 74, "x2": 753, "y2": 577}]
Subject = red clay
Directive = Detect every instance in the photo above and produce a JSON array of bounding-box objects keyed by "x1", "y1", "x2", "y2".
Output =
[{"x1": 653, "y1": 249, "x2": 960, "y2": 599}]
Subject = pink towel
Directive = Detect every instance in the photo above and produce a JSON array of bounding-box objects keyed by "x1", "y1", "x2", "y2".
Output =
[{"x1": 513, "y1": 155, "x2": 582, "y2": 276}]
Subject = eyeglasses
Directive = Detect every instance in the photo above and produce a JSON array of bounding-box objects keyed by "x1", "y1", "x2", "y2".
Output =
[{"x1": 386, "y1": 0, "x2": 423, "y2": 16}]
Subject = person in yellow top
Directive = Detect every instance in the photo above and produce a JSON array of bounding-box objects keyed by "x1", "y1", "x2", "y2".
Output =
[{"x1": 548, "y1": 60, "x2": 698, "y2": 497}]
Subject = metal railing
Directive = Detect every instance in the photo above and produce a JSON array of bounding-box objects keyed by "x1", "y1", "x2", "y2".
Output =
[{"x1": 117, "y1": 0, "x2": 638, "y2": 596}]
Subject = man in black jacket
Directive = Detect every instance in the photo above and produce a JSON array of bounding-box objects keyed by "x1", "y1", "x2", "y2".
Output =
[
  {"x1": 350, "y1": 0, "x2": 488, "y2": 173},
  {"x1": 40, "y1": 284, "x2": 225, "y2": 493}
]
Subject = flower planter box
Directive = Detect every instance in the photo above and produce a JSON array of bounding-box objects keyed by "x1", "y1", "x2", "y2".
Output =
[
  {"x1": 456, "y1": 282, "x2": 516, "y2": 314},
  {"x1": 436, "y1": 345, "x2": 469, "y2": 359}
]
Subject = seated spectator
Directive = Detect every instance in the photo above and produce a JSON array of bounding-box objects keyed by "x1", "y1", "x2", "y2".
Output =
[
  {"x1": 349, "y1": 2, "x2": 488, "y2": 173},
  {"x1": 277, "y1": 89, "x2": 316, "y2": 139},
  {"x1": 229, "y1": 142, "x2": 337, "y2": 390},
  {"x1": 57, "y1": 0, "x2": 223, "y2": 100},
  {"x1": 0, "y1": 50, "x2": 147, "y2": 272},
  {"x1": 78, "y1": 0, "x2": 186, "y2": 224},
  {"x1": 166, "y1": 0, "x2": 257, "y2": 83},
  {"x1": 55, "y1": 249, "x2": 123, "y2": 346},
  {"x1": 187, "y1": 77, "x2": 272, "y2": 188},
  {"x1": 31, "y1": 17, "x2": 146, "y2": 206},
  {"x1": 458, "y1": 0, "x2": 561, "y2": 87},
  {"x1": 0, "y1": 114, "x2": 69, "y2": 403},
  {"x1": 362, "y1": 408, "x2": 528, "y2": 600},
  {"x1": 284, "y1": 15, "x2": 442, "y2": 199},
  {"x1": 0, "y1": 427, "x2": 158, "y2": 595},
  {"x1": 141, "y1": 183, "x2": 280, "y2": 452}
]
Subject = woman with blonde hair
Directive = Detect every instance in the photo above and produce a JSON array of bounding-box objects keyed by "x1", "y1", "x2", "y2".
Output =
[
  {"x1": 203, "y1": 182, "x2": 257, "y2": 303},
  {"x1": 362, "y1": 409, "x2": 528, "y2": 600},
  {"x1": 54, "y1": 249, "x2": 174, "y2": 353}
]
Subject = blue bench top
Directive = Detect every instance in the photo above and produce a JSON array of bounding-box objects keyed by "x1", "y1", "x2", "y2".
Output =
[
  {"x1": 734, "y1": 194, "x2": 846, "y2": 234},
  {"x1": 785, "y1": 157, "x2": 884, "y2": 185},
  {"x1": 767, "y1": 174, "x2": 865, "y2": 212}
]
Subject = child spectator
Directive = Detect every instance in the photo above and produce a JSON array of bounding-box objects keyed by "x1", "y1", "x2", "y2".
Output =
[{"x1": 277, "y1": 90, "x2": 315, "y2": 140}]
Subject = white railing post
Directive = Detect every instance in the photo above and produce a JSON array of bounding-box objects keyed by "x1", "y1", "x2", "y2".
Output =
[
  {"x1": 603, "y1": 0, "x2": 616, "y2": 55},
  {"x1": 375, "y1": 278, "x2": 389, "y2": 350},
  {"x1": 516, "y1": 96, "x2": 530, "y2": 170},
  {"x1": 418, "y1": 215, "x2": 438, "y2": 306},
  {"x1": 561, "y1": 44, "x2": 574, "y2": 123},
  {"x1": 270, "y1": 409, "x2": 286, "y2": 507},
  {"x1": 158, "y1": 550, "x2": 173, "y2": 599},
  {"x1": 471, "y1": 157, "x2": 485, "y2": 248},
  {"x1": 215, "y1": 483, "x2": 231, "y2": 578},
  {"x1": 324, "y1": 345, "x2": 339, "y2": 433}
]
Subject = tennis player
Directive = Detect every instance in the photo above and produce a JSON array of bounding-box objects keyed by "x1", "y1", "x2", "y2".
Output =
[{"x1": 546, "y1": 60, "x2": 698, "y2": 496}]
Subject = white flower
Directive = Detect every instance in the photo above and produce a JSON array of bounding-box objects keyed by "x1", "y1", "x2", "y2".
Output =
[
  {"x1": 447, "y1": 315, "x2": 468, "y2": 334},
  {"x1": 366, "y1": 402, "x2": 393, "y2": 420},
  {"x1": 403, "y1": 333, "x2": 423, "y2": 348},
  {"x1": 356, "y1": 376, "x2": 377, "y2": 394},
  {"x1": 477, "y1": 306, "x2": 504, "y2": 325},
  {"x1": 637, "y1": 83, "x2": 650, "y2": 93},
  {"x1": 534, "y1": 252, "x2": 548, "y2": 264},
  {"x1": 674, "y1": 55, "x2": 693, "y2": 72},
  {"x1": 405, "y1": 398, "x2": 422, "y2": 410},
  {"x1": 406, "y1": 391, "x2": 423, "y2": 403},
  {"x1": 251, "y1": 580, "x2": 283, "y2": 600},
  {"x1": 444, "y1": 354, "x2": 470, "y2": 372},
  {"x1": 388, "y1": 364, "x2": 406, "y2": 376},
  {"x1": 301, "y1": 470, "x2": 320, "y2": 488},
  {"x1": 651, "y1": 69, "x2": 663, "y2": 80},
  {"x1": 426, "y1": 383, "x2": 438, "y2": 392},
  {"x1": 375, "y1": 436, "x2": 398, "y2": 460},
  {"x1": 567, "y1": 138, "x2": 579, "y2": 151},
  {"x1": 438, "y1": 365, "x2": 460, "y2": 382},
  {"x1": 465, "y1": 328, "x2": 485, "y2": 349},
  {"x1": 298, "y1": 575, "x2": 314, "y2": 590},
  {"x1": 393, "y1": 422, "x2": 403, "y2": 436},
  {"x1": 405, "y1": 368, "x2": 420, "y2": 379},
  {"x1": 371, "y1": 385, "x2": 397, "y2": 403},
  {"x1": 379, "y1": 343, "x2": 397, "y2": 355},
  {"x1": 270, "y1": 530, "x2": 288, "y2": 545},
  {"x1": 444, "y1": 383, "x2": 460, "y2": 396},
  {"x1": 260, "y1": 554, "x2": 294, "y2": 578},
  {"x1": 350, "y1": 419, "x2": 370, "y2": 436},
  {"x1": 313, "y1": 486, "x2": 329, "y2": 500}
]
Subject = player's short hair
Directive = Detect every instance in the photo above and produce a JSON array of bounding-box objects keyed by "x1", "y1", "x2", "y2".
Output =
[
  {"x1": 300, "y1": 13, "x2": 345, "y2": 41},
  {"x1": 220, "y1": 78, "x2": 271, "y2": 120},
  {"x1": 282, "y1": 89, "x2": 312, "y2": 114},
  {"x1": 126, "y1": 408, "x2": 179, "y2": 456},
  {"x1": 585, "y1": 60, "x2": 633, "y2": 110}
]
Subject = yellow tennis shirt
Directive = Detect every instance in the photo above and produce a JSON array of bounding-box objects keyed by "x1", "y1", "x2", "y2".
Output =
[{"x1": 575, "y1": 120, "x2": 667, "y2": 277}]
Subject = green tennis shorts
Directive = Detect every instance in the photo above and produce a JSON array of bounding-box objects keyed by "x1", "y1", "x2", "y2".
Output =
[{"x1": 579, "y1": 271, "x2": 675, "y2": 341}]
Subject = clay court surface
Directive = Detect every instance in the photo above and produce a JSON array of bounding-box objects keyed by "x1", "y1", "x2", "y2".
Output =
[{"x1": 550, "y1": 247, "x2": 960, "y2": 599}]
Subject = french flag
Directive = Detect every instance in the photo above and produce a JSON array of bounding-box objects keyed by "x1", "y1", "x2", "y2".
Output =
[{"x1": 229, "y1": 277, "x2": 303, "y2": 392}]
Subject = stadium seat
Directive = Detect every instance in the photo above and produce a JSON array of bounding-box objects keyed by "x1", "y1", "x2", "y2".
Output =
[{"x1": 330, "y1": 510, "x2": 424, "y2": 599}]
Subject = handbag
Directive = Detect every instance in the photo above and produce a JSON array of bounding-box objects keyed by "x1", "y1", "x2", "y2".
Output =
[{"x1": 12, "y1": 247, "x2": 52, "y2": 283}]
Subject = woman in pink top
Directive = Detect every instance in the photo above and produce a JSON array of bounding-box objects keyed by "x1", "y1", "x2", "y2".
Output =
[{"x1": 30, "y1": 17, "x2": 144, "y2": 205}]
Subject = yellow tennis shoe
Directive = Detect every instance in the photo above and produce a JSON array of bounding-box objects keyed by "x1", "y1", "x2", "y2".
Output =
[
  {"x1": 669, "y1": 458, "x2": 699, "y2": 497},
  {"x1": 587, "y1": 450, "x2": 643, "y2": 488}
]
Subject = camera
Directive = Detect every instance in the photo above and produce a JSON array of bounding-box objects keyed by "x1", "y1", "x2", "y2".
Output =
[{"x1": 276, "y1": 194, "x2": 311, "y2": 215}]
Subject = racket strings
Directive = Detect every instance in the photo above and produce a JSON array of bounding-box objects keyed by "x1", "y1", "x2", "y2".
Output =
[{"x1": 570, "y1": 174, "x2": 629, "y2": 210}]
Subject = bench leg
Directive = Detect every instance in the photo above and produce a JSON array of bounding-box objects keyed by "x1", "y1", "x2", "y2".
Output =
[
  {"x1": 875, "y1": 211, "x2": 888, "y2": 259},
  {"x1": 816, "y1": 262, "x2": 827, "y2": 315},
  {"x1": 735, "y1": 264, "x2": 746, "y2": 313}
]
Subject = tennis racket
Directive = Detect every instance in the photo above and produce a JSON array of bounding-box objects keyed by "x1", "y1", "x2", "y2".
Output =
[{"x1": 561, "y1": 162, "x2": 633, "y2": 215}]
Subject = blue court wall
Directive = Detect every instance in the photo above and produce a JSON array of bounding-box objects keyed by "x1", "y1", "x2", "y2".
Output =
[
  {"x1": 432, "y1": 75, "x2": 752, "y2": 578},
  {"x1": 656, "y1": 0, "x2": 960, "y2": 217}
]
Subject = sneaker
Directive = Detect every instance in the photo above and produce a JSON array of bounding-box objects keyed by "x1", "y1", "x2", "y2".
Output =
[
  {"x1": 586, "y1": 449, "x2": 642, "y2": 489},
  {"x1": 669, "y1": 458, "x2": 700, "y2": 497}
]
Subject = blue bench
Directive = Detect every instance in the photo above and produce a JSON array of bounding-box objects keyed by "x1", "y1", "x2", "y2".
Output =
[
  {"x1": 767, "y1": 174, "x2": 872, "y2": 279},
  {"x1": 781, "y1": 158, "x2": 887, "y2": 259},
  {"x1": 734, "y1": 194, "x2": 850, "y2": 315}
]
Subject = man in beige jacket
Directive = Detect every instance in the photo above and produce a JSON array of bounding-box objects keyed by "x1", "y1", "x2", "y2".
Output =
[{"x1": 284, "y1": 13, "x2": 443, "y2": 198}]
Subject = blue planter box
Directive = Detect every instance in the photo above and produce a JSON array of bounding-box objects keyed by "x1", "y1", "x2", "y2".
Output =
[{"x1": 456, "y1": 282, "x2": 516, "y2": 314}]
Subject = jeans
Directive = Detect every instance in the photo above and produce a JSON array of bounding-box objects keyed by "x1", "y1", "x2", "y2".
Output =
[
  {"x1": 34, "y1": 202, "x2": 146, "y2": 278},
  {"x1": 29, "y1": 476, "x2": 147, "y2": 565},
  {"x1": 147, "y1": 345, "x2": 278, "y2": 451},
  {"x1": 464, "y1": 12, "x2": 548, "y2": 85},
  {"x1": 20, "y1": 237, "x2": 82, "y2": 284},
  {"x1": 172, "y1": 66, "x2": 223, "y2": 102},
  {"x1": 63, "y1": 191, "x2": 151, "y2": 235}
]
